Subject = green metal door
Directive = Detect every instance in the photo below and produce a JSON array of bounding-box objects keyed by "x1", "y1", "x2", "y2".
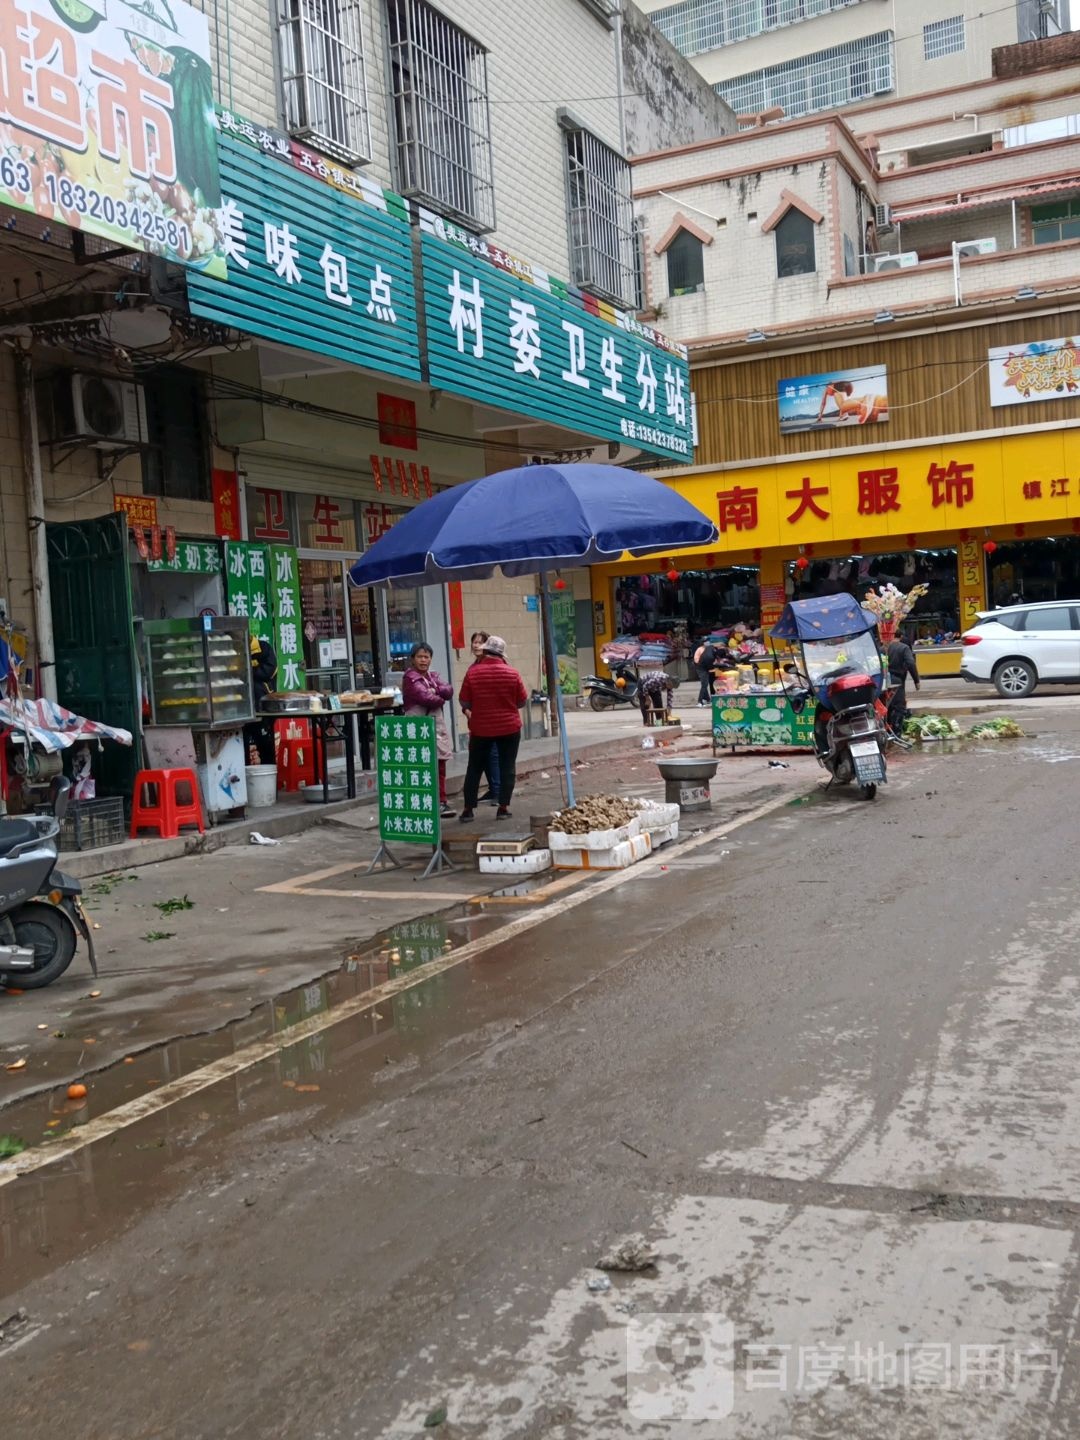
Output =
[{"x1": 47, "y1": 512, "x2": 139, "y2": 796}]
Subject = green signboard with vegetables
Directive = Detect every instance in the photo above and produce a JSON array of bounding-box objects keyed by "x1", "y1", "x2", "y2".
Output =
[{"x1": 712, "y1": 694, "x2": 816, "y2": 749}]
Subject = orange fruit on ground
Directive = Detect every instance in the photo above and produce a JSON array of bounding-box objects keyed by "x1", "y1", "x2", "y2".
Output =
[{"x1": 67, "y1": 1082, "x2": 87, "y2": 1100}]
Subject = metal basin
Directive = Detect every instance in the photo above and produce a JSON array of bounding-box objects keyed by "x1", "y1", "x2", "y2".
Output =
[
  {"x1": 302, "y1": 783, "x2": 348, "y2": 804},
  {"x1": 655, "y1": 756, "x2": 719, "y2": 812}
]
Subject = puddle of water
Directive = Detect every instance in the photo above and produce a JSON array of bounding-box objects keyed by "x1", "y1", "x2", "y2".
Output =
[{"x1": 0, "y1": 865, "x2": 592, "y2": 1292}]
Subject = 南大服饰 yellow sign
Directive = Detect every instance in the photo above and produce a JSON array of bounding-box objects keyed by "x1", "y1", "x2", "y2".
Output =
[{"x1": 661, "y1": 430, "x2": 1080, "y2": 556}]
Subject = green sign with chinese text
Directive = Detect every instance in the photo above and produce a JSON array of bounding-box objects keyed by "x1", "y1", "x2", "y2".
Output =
[
  {"x1": 376, "y1": 715, "x2": 440, "y2": 847},
  {"x1": 712, "y1": 694, "x2": 816, "y2": 748}
]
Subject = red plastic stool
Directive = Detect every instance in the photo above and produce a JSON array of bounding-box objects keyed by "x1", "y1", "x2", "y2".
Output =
[
  {"x1": 275, "y1": 720, "x2": 316, "y2": 792},
  {"x1": 129, "y1": 768, "x2": 205, "y2": 839}
]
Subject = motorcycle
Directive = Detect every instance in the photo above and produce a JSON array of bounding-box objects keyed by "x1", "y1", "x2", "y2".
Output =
[
  {"x1": 582, "y1": 660, "x2": 641, "y2": 712},
  {"x1": 771, "y1": 595, "x2": 889, "y2": 801},
  {"x1": 0, "y1": 778, "x2": 97, "y2": 990}
]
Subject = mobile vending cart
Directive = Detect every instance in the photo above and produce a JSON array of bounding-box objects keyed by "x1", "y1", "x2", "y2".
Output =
[{"x1": 710, "y1": 650, "x2": 817, "y2": 753}]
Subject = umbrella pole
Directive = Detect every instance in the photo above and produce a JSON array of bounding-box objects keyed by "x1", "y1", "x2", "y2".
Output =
[{"x1": 540, "y1": 571, "x2": 574, "y2": 810}]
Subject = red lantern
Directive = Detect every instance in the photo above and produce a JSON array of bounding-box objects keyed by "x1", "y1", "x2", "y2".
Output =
[
  {"x1": 705, "y1": 554, "x2": 716, "y2": 569},
  {"x1": 795, "y1": 555, "x2": 810, "y2": 572},
  {"x1": 666, "y1": 568, "x2": 679, "y2": 583},
  {"x1": 983, "y1": 540, "x2": 997, "y2": 555},
  {"x1": 1014, "y1": 525, "x2": 1026, "y2": 539},
  {"x1": 553, "y1": 577, "x2": 566, "y2": 590}
]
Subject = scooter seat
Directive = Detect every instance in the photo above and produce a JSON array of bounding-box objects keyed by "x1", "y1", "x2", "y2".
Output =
[{"x1": 0, "y1": 818, "x2": 45, "y2": 857}]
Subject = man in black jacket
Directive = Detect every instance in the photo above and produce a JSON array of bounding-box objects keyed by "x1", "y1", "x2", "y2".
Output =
[
  {"x1": 244, "y1": 634, "x2": 278, "y2": 765},
  {"x1": 886, "y1": 632, "x2": 920, "y2": 735}
]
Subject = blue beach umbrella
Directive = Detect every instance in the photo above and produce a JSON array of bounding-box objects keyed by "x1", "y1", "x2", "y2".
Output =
[{"x1": 349, "y1": 464, "x2": 718, "y2": 807}]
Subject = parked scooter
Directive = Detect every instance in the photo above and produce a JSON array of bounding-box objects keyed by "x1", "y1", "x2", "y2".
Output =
[
  {"x1": 0, "y1": 778, "x2": 96, "y2": 990},
  {"x1": 582, "y1": 660, "x2": 641, "y2": 711},
  {"x1": 771, "y1": 595, "x2": 889, "y2": 801}
]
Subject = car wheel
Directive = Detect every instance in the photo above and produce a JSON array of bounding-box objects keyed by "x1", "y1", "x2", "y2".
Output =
[{"x1": 993, "y1": 659, "x2": 1037, "y2": 699}]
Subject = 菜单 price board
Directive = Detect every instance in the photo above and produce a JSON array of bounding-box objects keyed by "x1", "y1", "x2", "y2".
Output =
[
  {"x1": 712, "y1": 694, "x2": 816, "y2": 749},
  {"x1": 376, "y1": 715, "x2": 441, "y2": 846}
]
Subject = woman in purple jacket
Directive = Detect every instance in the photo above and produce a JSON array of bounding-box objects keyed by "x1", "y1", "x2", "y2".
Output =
[{"x1": 402, "y1": 642, "x2": 455, "y2": 818}]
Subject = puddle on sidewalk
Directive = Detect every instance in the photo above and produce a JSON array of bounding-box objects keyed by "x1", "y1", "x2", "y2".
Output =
[{"x1": 0, "y1": 869, "x2": 594, "y2": 1294}]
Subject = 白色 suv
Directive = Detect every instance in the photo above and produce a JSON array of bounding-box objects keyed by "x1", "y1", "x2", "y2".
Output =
[{"x1": 960, "y1": 599, "x2": 1080, "y2": 698}]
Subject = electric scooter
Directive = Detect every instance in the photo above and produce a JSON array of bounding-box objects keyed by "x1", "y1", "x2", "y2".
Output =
[{"x1": 0, "y1": 778, "x2": 97, "y2": 990}]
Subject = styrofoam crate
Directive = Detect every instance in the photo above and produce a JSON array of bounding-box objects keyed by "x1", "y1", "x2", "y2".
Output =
[
  {"x1": 548, "y1": 815, "x2": 642, "y2": 851},
  {"x1": 478, "y1": 849, "x2": 552, "y2": 875},
  {"x1": 633, "y1": 799, "x2": 679, "y2": 828},
  {"x1": 554, "y1": 832, "x2": 652, "y2": 871},
  {"x1": 645, "y1": 821, "x2": 679, "y2": 848}
]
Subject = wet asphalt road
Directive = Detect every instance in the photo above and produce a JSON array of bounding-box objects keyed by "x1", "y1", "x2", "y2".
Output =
[{"x1": 5, "y1": 705, "x2": 1080, "y2": 1438}]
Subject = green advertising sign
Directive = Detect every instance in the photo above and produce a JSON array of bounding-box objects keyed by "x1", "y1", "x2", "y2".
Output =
[
  {"x1": 376, "y1": 715, "x2": 441, "y2": 846},
  {"x1": 419, "y1": 214, "x2": 693, "y2": 463},
  {"x1": 267, "y1": 545, "x2": 305, "y2": 692},
  {"x1": 224, "y1": 541, "x2": 272, "y2": 643},
  {"x1": 712, "y1": 694, "x2": 816, "y2": 749}
]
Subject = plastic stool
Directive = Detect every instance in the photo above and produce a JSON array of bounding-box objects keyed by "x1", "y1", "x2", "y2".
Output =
[
  {"x1": 129, "y1": 768, "x2": 205, "y2": 839},
  {"x1": 276, "y1": 721, "x2": 316, "y2": 792}
]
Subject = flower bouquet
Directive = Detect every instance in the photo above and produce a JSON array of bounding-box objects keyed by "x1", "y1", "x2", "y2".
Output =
[{"x1": 862, "y1": 583, "x2": 928, "y2": 644}]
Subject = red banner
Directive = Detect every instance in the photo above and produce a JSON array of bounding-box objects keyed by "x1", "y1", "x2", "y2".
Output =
[
  {"x1": 212, "y1": 469, "x2": 242, "y2": 540},
  {"x1": 447, "y1": 582, "x2": 465, "y2": 651}
]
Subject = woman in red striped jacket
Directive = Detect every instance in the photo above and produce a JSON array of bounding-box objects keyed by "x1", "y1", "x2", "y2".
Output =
[{"x1": 457, "y1": 635, "x2": 528, "y2": 821}]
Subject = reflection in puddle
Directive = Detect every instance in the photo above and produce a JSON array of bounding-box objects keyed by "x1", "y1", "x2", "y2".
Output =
[{"x1": 0, "y1": 882, "x2": 567, "y2": 1293}]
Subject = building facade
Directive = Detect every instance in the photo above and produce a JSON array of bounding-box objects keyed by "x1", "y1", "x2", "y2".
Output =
[
  {"x1": 641, "y1": 0, "x2": 1071, "y2": 120},
  {"x1": 590, "y1": 32, "x2": 1080, "y2": 677},
  {"x1": 0, "y1": 0, "x2": 728, "y2": 793}
]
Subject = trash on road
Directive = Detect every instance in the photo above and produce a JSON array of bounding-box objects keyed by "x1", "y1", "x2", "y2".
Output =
[
  {"x1": 767, "y1": 760, "x2": 790, "y2": 769},
  {"x1": 586, "y1": 1274, "x2": 612, "y2": 1293},
  {"x1": 5, "y1": 1058, "x2": 27, "y2": 1072},
  {"x1": 424, "y1": 1404, "x2": 448, "y2": 1428},
  {"x1": 154, "y1": 895, "x2": 194, "y2": 916},
  {"x1": 597, "y1": 1236, "x2": 659, "y2": 1272},
  {"x1": 249, "y1": 831, "x2": 279, "y2": 846}
]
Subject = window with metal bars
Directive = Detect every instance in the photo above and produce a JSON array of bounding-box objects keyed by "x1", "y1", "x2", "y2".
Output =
[
  {"x1": 385, "y1": 0, "x2": 495, "y2": 232},
  {"x1": 923, "y1": 15, "x2": 964, "y2": 60},
  {"x1": 651, "y1": 0, "x2": 868, "y2": 60},
  {"x1": 666, "y1": 229, "x2": 705, "y2": 295},
  {"x1": 718, "y1": 30, "x2": 893, "y2": 120},
  {"x1": 561, "y1": 120, "x2": 637, "y2": 308},
  {"x1": 277, "y1": 0, "x2": 370, "y2": 163}
]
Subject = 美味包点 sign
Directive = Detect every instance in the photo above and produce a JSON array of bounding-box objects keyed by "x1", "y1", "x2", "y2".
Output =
[
  {"x1": 0, "y1": 0, "x2": 222, "y2": 272},
  {"x1": 419, "y1": 213, "x2": 692, "y2": 463},
  {"x1": 188, "y1": 132, "x2": 421, "y2": 380}
]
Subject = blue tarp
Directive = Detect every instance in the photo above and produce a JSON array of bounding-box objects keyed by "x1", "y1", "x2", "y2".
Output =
[{"x1": 770, "y1": 593, "x2": 879, "y2": 642}]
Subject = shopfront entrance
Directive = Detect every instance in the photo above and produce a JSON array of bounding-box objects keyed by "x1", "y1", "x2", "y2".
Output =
[{"x1": 245, "y1": 483, "x2": 446, "y2": 693}]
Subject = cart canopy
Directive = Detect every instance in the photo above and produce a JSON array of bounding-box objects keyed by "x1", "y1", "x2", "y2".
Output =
[{"x1": 770, "y1": 593, "x2": 879, "y2": 642}]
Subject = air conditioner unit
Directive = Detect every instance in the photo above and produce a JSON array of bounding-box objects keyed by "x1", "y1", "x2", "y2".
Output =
[
  {"x1": 955, "y1": 237, "x2": 997, "y2": 258},
  {"x1": 873, "y1": 202, "x2": 892, "y2": 229},
  {"x1": 872, "y1": 251, "x2": 919, "y2": 272},
  {"x1": 47, "y1": 373, "x2": 147, "y2": 447}
]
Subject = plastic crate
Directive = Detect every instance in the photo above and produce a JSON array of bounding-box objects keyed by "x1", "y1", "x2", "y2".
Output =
[{"x1": 43, "y1": 796, "x2": 127, "y2": 852}]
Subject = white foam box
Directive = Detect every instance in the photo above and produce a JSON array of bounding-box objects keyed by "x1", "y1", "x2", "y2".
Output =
[
  {"x1": 548, "y1": 814, "x2": 642, "y2": 851},
  {"x1": 645, "y1": 821, "x2": 679, "y2": 848},
  {"x1": 634, "y1": 800, "x2": 679, "y2": 828},
  {"x1": 478, "y1": 849, "x2": 552, "y2": 876},
  {"x1": 554, "y1": 832, "x2": 652, "y2": 871}
]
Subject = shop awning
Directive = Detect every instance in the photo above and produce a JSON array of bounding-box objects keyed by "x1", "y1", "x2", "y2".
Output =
[{"x1": 893, "y1": 179, "x2": 1080, "y2": 225}]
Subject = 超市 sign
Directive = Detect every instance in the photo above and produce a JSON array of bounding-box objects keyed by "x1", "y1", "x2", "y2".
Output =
[
  {"x1": 376, "y1": 715, "x2": 441, "y2": 847},
  {"x1": 419, "y1": 215, "x2": 693, "y2": 462},
  {"x1": 0, "y1": 0, "x2": 222, "y2": 271},
  {"x1": 188, "y1": 132, "x2": 421, "y2": 380}
]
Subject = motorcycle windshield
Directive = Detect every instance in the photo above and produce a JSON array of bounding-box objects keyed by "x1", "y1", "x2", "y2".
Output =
[{"x1": 802, "y1": 633, "x2": 883, "y2": 702}]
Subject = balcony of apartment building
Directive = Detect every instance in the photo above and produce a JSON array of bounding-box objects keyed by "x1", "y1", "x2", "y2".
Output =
[{"x1": 827, "y1": 116, "x2": 1080, "y2": 327}]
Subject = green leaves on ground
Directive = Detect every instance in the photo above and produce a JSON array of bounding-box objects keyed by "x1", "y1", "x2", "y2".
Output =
[
  {"x1": 0, "y1": 1135, "x2": 26, "y2": 1159},
  {"x1": 154, "y1": 896, "x2": 194, "y2": 917},
  {"x1": 142, "y1": 931, "x2": 175, "y2": 943}
]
